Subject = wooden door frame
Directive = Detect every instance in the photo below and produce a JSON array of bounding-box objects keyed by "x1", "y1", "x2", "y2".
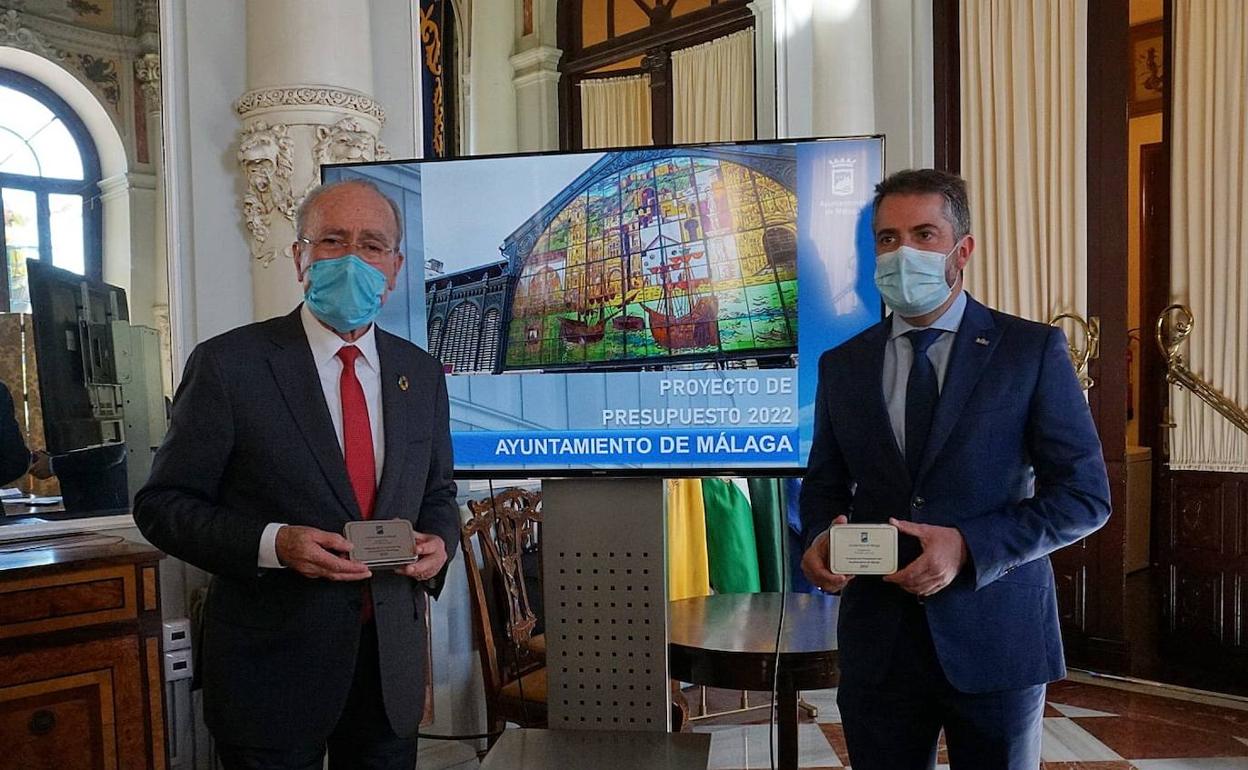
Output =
[{"x1": 930, "y1": 0, "x2": 1133, "y2": 673}]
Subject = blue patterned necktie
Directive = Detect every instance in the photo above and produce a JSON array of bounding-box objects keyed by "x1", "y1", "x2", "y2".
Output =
[{"x1": 905, "y1": 328, "x2": 944, "y2": 481}]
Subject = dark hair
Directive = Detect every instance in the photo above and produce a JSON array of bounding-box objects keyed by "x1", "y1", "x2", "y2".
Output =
[
  {"x1": 297, "y1": 178, "x2": 404, "y2": 246},
  {"x1": 872, "y1": 169, "x2": 971, "y2": 240}
]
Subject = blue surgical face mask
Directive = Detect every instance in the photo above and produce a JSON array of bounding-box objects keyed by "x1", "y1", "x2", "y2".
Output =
[
  {"x1": 873, "y1": 239, "x2": 963, "y2": 318},
  {"x1": 303, "y1": 254, "x2": 388, "y2": 333}
]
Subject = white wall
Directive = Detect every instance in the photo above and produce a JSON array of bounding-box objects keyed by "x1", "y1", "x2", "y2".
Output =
[
  {"x1": 773, "y1": 0, "x2": 933, "y2": 165},
  {"x1": 470, "y1": 0, "x2": 519, "y2": 155},
  {"x1": 163, "y1": 0, "x2": 252, "y2": 359},
  {"x1": 871, "y1": 0, "x2": 936, "y2": 172},
  {"x1": 370, "y1": 0, "x2": 421, "y2": 159}
]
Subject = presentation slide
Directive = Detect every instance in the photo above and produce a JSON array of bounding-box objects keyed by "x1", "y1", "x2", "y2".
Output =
[{"x1": 325, "y1": 136, "x2": 883, "y2": 476}]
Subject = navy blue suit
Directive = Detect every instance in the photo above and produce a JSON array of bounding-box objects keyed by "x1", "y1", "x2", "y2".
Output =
[{"x1": 801, "y1": 295, "x2": 1110, "y2": 767}]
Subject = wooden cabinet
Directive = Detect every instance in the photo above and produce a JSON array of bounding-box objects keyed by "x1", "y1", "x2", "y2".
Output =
[{"x1": 0, "y1": 540, "x2": 166, "y2": 770}]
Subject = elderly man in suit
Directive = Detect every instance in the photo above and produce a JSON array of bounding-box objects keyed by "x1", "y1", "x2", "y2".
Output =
[
  {"x1": 800, "y1": 169, "x2": 1110, "y2": 770},
  {"x1": 136, "y1": 179, "x2": 459, "y2": 770}
]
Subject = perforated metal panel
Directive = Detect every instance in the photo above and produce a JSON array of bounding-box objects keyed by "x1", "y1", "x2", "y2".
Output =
[{"x1": 543, "y1": 478, "x2": 669, "y2": 731}]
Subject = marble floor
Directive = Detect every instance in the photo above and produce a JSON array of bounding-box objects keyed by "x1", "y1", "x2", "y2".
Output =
[{"x1": 685, "y1": 675, "x2": 1248, "y2": 769}]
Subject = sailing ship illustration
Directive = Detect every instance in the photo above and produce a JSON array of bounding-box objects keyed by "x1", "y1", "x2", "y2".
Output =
[
  {"x1": 552, "y1": 229, "x2": 721, "y2": 352},
  {"x1": 641, "y1": 239, "x2": 719, "y2": 352},
  {"x1": 558, "y1": 262, "x2": 641, "y2": 345}
]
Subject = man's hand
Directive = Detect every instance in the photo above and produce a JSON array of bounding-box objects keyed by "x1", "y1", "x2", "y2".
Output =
[
  {"x1": 275, "y1": 525, "x2": 372, "y2": 581},
  {"x1": 394, "y1": 532, "x2": 448, "y2": 582},
  {"x1": 800, "y1": 515, "x2": 855, "y2": 594},
  {"x1": 883, "y1": 518, "x2": 968, "y2": 596},
  {"x1": 29, "y1": 450, "x2": 53, "y2": 480}
]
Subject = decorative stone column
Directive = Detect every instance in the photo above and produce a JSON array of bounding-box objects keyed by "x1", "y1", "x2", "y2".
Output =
[
  {"x1": 773, "y1": 0, "x2": 876, "y2": 138},
  {"x1": 810, "y1": 0, "x2": 875, "y2": 136},
  {"x1": 237, "y1": 0, "x2": 391, "y2": 320},
  {"x1": 748, "y1": 0, "x2": 778, "y2": 140},
  {"x1": 510, "y1": 45, "x2": 562, "y2": 151},
  {"x1": 135, "y1": 50, "x2": 172, "y2": 395}
]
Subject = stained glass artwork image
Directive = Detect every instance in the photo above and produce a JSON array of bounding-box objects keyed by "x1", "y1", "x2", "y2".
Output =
[{"x1": 504, "y1": 150, "x2": 797, "y2": 369}]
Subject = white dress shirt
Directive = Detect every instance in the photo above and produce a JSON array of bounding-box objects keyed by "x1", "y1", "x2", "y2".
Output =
[
  {"x1": 258, "y1": 305, "x2": 387, "y2": 567},
  {"x1": 881, "y1": 290, "x2": 968, "y2": 456}
]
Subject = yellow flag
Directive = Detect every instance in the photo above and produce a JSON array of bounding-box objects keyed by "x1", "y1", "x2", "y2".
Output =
[{"x1": 667, "y1": 478, "x2": 711, "y2": 601}]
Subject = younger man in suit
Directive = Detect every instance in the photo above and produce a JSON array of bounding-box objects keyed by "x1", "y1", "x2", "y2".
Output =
[
  {"x1": 800, "y1": 169, "x2": 1110, "y2": 769},
  {"x1": 136, "y1": 179, "x2": 459, "y2": 770}
]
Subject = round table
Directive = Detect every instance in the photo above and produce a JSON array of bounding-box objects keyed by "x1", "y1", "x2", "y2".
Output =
[{"x1": 668, "y1": 592, "x2": 839, "y2": 770}]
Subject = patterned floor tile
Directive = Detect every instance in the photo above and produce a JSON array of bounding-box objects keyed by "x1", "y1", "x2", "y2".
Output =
[
  {"x1": 816, "y1": 723, "x2": 850, "y2": 765},
  {"x1": 1131, "y1": 760, "x2": 1248, "y2": 769},
  {"x1": 1042, "y1": 717, "x2": 1126, "y2": 762},
  {"x1": 691, "y1": 679, "x2": 1248, "y2": 768},
  {"x1": 1038, "y1": 758, "x2": 1138, "y2": 763},
  {"x1": 1049, "y1": 681, "x2": 1248, "y2": 739},
  {"x1": 1051, "y1": 702, "x2": 1119, "y2": 719},
  {"x1": 1074, "y1": 714, "x2": 1248, "y2": 760},
  {"x1": 697, "y1": 723, "x2": 842, "y2": 769}
]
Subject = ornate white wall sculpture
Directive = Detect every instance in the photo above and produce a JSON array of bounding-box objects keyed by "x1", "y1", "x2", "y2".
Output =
[{"x1": 237, "y1": 120, "x2": 297, "y2": 267}]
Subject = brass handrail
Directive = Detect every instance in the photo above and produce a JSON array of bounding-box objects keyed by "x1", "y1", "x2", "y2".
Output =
[
  {"x1": 1156, "y1": 304, "x2": 1248, "y2": 437},
  {"x1": 1049, "y1": 312, "x2": 1099, "y2": 391}
]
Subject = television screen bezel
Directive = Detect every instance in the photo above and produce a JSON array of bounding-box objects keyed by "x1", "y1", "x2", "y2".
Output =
[{"x1": 322, "y1": 133, "x2": 886, "y2": 480}]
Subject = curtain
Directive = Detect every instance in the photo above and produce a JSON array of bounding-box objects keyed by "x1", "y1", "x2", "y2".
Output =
[
  {"x1": 671, "y1": 28, "x2": 755, "y2": 144},
  {"x1": 579, "y1": 74, "x2": 653, "y2": 150},
  {"x1": 667, "y1": 478, "x2": 711, "y2": 601},
  {"x1": 701, "y1": 478, "x2": 761, "y2": 593},
  {"x1": 1169, "y1": 0, "x2": 1248, "y2": 472},
  {"x1": 959, "y1": 0, "x2": 1087, "y2": 323},
  {"x1": 746, "y1": 477, "x2": 786, "y2": 592}
]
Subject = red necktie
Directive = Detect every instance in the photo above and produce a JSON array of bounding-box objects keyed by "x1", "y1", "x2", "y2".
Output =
[
  {"x1": 337, "y1": 346, "x2": 375, "y2": 519},
  {"x1": 337, "y1": 345, "x2": 375, "y2": 622}
]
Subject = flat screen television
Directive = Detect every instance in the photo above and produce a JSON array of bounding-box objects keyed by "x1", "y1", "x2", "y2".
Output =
[
  {"x1": 25, "y1": 258, "x2": 130, "y2": 512},
  {"x1": 324, "y1": 136, "x2": 884, "y2": 477},
  {"x1": 26, "y1": 258, "x2": 128, "y2": 453}
]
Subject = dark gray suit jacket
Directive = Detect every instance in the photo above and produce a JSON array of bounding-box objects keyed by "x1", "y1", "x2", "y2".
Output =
[
  {"x1": 1, "y1": 381, "x2": 30, "y2": 487},
  {"x1": 134, "y1": 308, "x2": 460, "y2": 748}
]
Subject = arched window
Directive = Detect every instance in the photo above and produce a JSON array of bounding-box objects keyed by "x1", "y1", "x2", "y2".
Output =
[
  {"x1": 0, "y1": 68, "x2": 103, "y2": 312},
  {"x1": 444, "y1": 300, "x2": 481, "y2": 373},
  {"x1": 480, "y1": 307, "x2": 501, "y2": 372},
  {"x1": 428, "y1": 315, "x2": 445, "y2": 359}
]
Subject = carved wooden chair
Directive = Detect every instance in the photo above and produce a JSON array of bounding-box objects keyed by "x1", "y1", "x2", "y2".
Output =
[{"x1": 462, "y1": 488, "x2": 547, "y2": 746}]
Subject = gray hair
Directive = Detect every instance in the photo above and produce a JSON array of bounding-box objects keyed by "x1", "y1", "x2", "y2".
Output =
[
  {"x1": 296, "y1": 178, "x2": 404, "y2": 247},
  {"x1": 872, "y1": 168, "x2": 971, "y2": 240}
]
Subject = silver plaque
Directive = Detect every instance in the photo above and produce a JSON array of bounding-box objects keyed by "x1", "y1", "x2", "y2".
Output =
[
  {"x1": 830, "y1": 523, "x2": 898, "y2": 575},
  {"x1": 344, "y1": 519, "x2": 418, "y2": 568}
]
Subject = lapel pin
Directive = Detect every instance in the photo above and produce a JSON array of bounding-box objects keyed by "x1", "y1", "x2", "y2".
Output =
[
  {"x1": 398, "y1": 375, "x2": 409, "y2": 391},
  {"x1": 975, "y1": 336, "x2": 990, "y2": 346}
]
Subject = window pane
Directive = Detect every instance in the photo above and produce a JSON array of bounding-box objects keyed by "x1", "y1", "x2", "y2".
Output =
[
  {"x1": 29, "y1": 120, "x2": 83, "y2": 180},
  {"x1": 0, "y1": 85, "x2": 56, "y2": 142},
  {"x1": 0, "y1": 84, "x2": 85, "y2": 180},
  {"x1": 6, "y1": 248, "x2": 32, "y2": 313},
  {"x1": 3, "y1": 188, "x2": 39, "y2": 313},
  {"x1": 0, "y1": 128, "x2": 40, "y2": 176},
  {"x1": 49, "y1": 194, "x2": 85, "y2": 274}
]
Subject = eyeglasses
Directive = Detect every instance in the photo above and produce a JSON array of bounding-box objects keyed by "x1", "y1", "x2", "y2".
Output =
[{"x1": 296, "y1": 236, "x2": 396, "y2": 260}]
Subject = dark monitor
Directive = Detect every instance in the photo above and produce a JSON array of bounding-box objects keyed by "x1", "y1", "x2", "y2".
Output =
[
  {"x1": 26, "y1": 259, "x2": 129, "y2": 512},
  {"x1": 26, "y1": 258, "x2": 128, "y2": 453}
]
